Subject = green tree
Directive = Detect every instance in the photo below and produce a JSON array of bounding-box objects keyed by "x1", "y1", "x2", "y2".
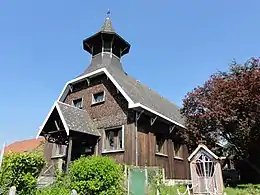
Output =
[{"x1": 0, "y1": 152, "x2": 45, "y2": 194}]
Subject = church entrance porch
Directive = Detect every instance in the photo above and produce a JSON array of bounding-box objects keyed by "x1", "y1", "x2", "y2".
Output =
[
  {"x1": 45, "y1": 131, "x2": 100, "y2": 174},
  {"x1": 37, "y1": 101, "x2": 101, "y2": 174},
  {"x1": 65, "y1": 131, "x2": 99, "y2": 171}
]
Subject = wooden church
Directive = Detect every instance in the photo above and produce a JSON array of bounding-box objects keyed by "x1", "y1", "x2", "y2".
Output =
[{"x1": 37, "y1": 14, "x2": 190, "y2": 181}]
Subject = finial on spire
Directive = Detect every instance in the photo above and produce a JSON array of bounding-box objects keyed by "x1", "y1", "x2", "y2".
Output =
[
  {"x1": 106, "y1": 9, "x2": 111, "y2": 19},
  {"x1": 101, "y1": 10, "x2": 114, "y2": 32}
]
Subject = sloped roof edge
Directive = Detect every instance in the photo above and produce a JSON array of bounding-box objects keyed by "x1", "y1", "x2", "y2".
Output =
[
  {"x1": 36, "y1": 101, "x2": 70, "y2": 138},
  {"x1": 36, "y1": 101, "x2": 101, "y2": 139},
  {"x1": 188, "y1": 144, "x2": 219, "y2": 161},
  {"x1": 57, "y1": 68, "x2": 186, "y2": 129}
]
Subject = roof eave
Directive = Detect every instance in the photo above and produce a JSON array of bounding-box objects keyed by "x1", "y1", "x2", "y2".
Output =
[{"x1": 53, "y1": 68, "x2": 186, "y2": 133}]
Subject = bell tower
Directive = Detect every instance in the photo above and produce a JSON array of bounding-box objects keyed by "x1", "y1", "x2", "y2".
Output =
[{"x1": 83, "y1": 12, "x2": 130, "y2": 59}]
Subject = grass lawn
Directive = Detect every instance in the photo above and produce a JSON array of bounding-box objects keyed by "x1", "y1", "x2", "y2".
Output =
[
  {"x1": 224, "y1": 184, "x2": 260, "y2": 195},
  {"x1": 149, "y1": 184, "x2": 260, "y2": 195}
]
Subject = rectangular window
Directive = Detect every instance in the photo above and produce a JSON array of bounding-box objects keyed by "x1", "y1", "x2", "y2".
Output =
[
  {"x1": 92, "y1": 91, "x2": 105, "y2": 104},
  {"x1": 103, "y1": 126, "x2": 124, "y2": 152},
  {"x1": 72, "y1": 98, "x2": 83, "y2": 109},
  {"x1": 155, "y1": 135, "x2": 167, "y2": 155},
  {"x1": 173, "y1": 142, "x2": 184, "y2": 158}
]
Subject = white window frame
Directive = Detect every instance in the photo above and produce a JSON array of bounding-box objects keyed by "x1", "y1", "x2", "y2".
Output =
[
  {"x1": 102, "y1": 125, "x2": 124, "y2": 153},
  {"x1": 72, "y1": 97, "x2": 83, "y2": 109},
  {"x1": 92, "y1": 91, "x2": 105, "y2": 105}
]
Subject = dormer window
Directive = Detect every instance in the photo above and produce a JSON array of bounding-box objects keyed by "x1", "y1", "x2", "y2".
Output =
[
  {"x1": 92, "y1": 91, "x2": 105, "y2": 105},
  {"x1": 72, "y1": 98, "x2": 83, "y2": 109}
]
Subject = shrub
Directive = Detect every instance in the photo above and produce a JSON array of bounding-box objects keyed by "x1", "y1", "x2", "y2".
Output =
[
  {"x1": 68, "y1": 156, "x2": 124, "y2": 195},
  {"x1": 36, "y1": 183, "x2": 71, "y2": 195},
  {"x1": 0, "y1": 152, "x2": 45, "y2": 194}
]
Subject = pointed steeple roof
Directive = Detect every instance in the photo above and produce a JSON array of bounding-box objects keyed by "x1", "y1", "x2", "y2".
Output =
[
  {"x1": 83, "y1": 13, "x2": 130, "y2": 57},
  {"x1": 101, "y1": 16, "x2": 115, "y2": 33}
]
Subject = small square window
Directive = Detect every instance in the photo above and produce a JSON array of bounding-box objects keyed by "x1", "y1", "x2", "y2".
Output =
[
  {"x1": 92, "y1": 91, "x2": 105, "y2": 104},
  {"x1": 72, "y1": 98, "x2": 83, "y2": 109}
]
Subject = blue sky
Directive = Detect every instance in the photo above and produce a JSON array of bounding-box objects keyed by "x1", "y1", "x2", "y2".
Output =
[{"x1": 0, "y1": 1, "x2": 259, "y2": 146}]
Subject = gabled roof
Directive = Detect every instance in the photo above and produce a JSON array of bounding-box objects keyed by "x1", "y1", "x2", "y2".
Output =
[
  {"x1": 65, "y1": 55, "x2": 186, "y2": 128},
  {"x1": 57, "y1": 102, "x2": 100, "y2": 136},
  {"x1": 37, "y1": 101, "x2": 100, "y2": 138},
  {"x1": 105, "y1": 65, "x2": 185, "y2": 126},
  {"x1": 1, "y1": 138, "x2": 45, "y2": 153},
  {"x1": 188, "y1": 144, "x2": 219, "y2": 161}
]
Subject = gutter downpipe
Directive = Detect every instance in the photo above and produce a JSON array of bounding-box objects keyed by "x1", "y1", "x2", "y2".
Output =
[{"x1": 135, "y1": 110, "x2": 144, "y2": 166}]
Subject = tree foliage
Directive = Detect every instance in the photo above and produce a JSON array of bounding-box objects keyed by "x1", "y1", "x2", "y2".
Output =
[
  {"x1": 0, "y1": 152, "x2": 45, "y2": 194},
  {"x1": 181, "y1": 57, "x2": 260, "y2": 158},
  {"x1": 68, "y1": 155, "x2": 125, "y2": 195}
]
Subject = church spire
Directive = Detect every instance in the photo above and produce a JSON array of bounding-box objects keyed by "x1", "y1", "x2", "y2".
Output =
[{"x1": 101, "y1": 10, "x2": 114, "y2": 33}]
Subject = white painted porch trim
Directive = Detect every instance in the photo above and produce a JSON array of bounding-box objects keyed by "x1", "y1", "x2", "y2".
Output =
[
  {"x1": 36, "y1": 101, "x2": 69, "y2": 139},
  {"x1": 188, "y1": 144, "x2": 219, "y2": 162}
]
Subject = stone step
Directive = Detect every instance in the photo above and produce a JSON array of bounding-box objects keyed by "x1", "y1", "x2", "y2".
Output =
[{"x1": 37, "y1": 176, "x2": 56, "y2": 188}]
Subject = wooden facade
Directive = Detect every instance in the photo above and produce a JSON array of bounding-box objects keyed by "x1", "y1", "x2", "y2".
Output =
[
  {"x1": 42, "y1": 73, "x2": 190, "y2": 179},
  {"x1": 40, "y1": 16, "x2": 190, "y2": 180}
]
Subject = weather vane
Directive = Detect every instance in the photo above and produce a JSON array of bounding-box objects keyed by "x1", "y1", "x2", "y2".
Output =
[{"x1": 106, "y1": 9, "x2": 111, "y2": 18}]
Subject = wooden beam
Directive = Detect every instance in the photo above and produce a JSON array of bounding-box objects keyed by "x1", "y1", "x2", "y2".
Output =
[
  {"x1": 150, "y1": 116, "x2": 157, "y2": 126},
  {"x1": 54, "y1": 120, "x2": 60, "y2": 130},
  {"x1": 66, "y1": 137, "x2": 73, "y2": 172},
  {"x1": 48, "y1": 130, "x2": 65, "y2": 134},
  {"x1": 136, "y1": 110, "x2": 144, "y2": 121},
  {"x1": 169, "y1": 125, "x2": 176, "y2": 134},
  {"x1": 86, "y1": 78, "x2": 90, "y2": 86},
  {"x1": 68, "y1": 84, "x2": 73, "y2": 92}
]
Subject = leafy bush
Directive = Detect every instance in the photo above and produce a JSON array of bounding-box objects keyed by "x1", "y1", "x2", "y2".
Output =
[
  {"x1": 0, "y1": 152, "x2": 45, "y2": 194},
  {"x1": 36, "y1": 183, "x2": 71, "y2": 195},
  {"x1": 68, "y1": 156, "x2": 125, "y2": 195}
]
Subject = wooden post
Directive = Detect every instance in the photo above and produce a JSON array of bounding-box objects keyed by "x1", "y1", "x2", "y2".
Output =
[
  {"x1": 95, "y1": 138, "x2": 99, "y2": 156},
  {"x1": 66, "y1": 137, "x2": 73, "y2": 171}
]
